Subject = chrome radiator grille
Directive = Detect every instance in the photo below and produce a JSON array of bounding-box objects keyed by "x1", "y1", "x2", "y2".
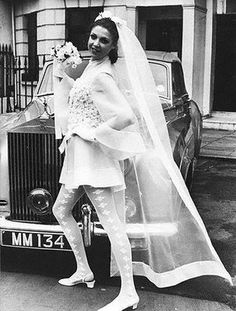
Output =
[{"x1": 8, "y1": 131, "x2": 86, "y2": 223}]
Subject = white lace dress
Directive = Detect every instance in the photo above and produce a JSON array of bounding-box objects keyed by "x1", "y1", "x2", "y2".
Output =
[
  {"x1": 53, "y1": 57, "x2": 232, "y2": 288},
  {"x1": 58, "y1": 58, "x2": 144, "y2": 190}
]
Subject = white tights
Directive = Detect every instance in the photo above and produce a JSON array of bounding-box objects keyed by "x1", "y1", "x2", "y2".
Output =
[{"x1": 52, "y1": 184, "x2": 136, "y2": 297}]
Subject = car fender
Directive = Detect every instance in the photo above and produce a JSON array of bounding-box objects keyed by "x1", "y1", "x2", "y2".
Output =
[{"x1": 189, "y1": 100, "x2": 202, "y2": 158}]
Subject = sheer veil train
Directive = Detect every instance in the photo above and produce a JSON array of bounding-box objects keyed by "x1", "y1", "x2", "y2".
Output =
[{"x1": 94, "y1": 12, "x2": 233, "y2": 287}]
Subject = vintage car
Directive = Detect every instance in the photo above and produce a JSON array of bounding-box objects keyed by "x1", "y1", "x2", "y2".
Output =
[{"x1": 0, "y1": 51, "x2": 202, "y2": 252}]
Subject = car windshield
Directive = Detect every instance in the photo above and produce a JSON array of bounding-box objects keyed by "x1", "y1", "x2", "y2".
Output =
[
  {"x1": 36, "y1": 60, "x2": 168, "y2": 100},
  {"x1": 149, "y1": 62, "x2": 168, "y2": 98},
  {"x1": 37, "y1": 63, "x2": 54, "y2": 95},
  {"x1": 37, "y1": 59, "x2": 90, "y2": 96}
]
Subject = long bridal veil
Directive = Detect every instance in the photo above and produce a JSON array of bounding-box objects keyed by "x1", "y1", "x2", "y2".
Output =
[{"x1": 106, "y1": 15, "x2": 232, "y2": 287}]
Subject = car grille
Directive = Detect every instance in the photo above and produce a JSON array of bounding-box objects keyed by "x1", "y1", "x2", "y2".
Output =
[{"x1": 8, "y1": 131, "x2": 88, "y2": 223}]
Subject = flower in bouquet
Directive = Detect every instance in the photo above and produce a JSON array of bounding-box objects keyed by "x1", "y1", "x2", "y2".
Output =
[{"x1": 50, "y1": 42, "x2": 82, "y2": 68}]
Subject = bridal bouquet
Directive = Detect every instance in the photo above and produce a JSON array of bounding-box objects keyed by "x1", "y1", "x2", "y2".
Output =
[{"x1": 50, "y1": 42, "x2": 82, "y2": 68}]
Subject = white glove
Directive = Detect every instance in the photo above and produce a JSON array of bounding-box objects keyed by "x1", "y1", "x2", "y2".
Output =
[
  {"x1": 53, "y1": 59, "x2": 71, "y2": 79},
  {"x1": 72, "y1": 126, "x2": 96, "y2": 142}
]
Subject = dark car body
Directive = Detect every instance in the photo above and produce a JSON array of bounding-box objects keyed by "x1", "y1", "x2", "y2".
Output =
[{"x1": 0, "y1": 51, "x2": 202, "y2": 251}]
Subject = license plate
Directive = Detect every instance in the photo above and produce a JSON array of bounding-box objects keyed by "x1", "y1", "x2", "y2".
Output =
[{"x1": 1, "y1": 230, "x2": 71, "y2": 251}]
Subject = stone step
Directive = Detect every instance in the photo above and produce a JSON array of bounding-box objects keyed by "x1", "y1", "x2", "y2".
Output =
[
  {"x1": 200, "y1": 127, "x2": 236, "y2": 159},
  {"x1": 203, "y1": 111, "x2": 236, "y2": 130}
]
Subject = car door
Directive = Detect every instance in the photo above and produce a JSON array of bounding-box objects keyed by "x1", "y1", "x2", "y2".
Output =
[{"x1": 169, "y1": 61, "x2": 194, "y2": 179}]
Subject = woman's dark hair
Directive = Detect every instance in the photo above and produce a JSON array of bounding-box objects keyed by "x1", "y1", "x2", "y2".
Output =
[{"x1": 89, "y1": 17, "x2": 119, "y2": 64}]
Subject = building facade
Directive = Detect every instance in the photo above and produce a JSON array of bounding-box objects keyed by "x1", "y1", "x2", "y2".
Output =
[{"x1": 2, "y1": 0, "x2": 236, "y2": 119}]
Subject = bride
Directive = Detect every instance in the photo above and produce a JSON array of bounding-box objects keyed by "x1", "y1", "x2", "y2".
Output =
[{"x1": 52, "y1": 11, "x2": 232, "y2": 311}]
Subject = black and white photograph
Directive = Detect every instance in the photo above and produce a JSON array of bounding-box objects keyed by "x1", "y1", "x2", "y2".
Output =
[{"x1": 0, "y1": 0, "x2": 235, "y2": 310}]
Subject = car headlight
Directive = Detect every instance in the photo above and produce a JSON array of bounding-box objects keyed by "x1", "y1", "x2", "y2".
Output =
[{"x1": 27, "y1": 188, "x2": 53, "y2": 215}]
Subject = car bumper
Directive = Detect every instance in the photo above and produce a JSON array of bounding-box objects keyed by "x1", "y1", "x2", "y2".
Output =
[
  {"x1": 0, "y1": 215, "x2": 105, "y2": 251},
  {"x1": 0, "y1": 215, "x2": 178, "y2": 251}
]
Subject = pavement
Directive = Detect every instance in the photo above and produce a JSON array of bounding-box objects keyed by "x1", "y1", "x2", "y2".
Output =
[
  {"x1": 200, "y1": 128, "x2": 236, "y2": 159},
  {"x1": 0, "y1": 270, "x2": 234, "y2": 311}
]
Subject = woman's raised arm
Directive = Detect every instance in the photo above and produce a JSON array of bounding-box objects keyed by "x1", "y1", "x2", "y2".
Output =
[{"x1": 92, "y1": 72, "x2": 136, "y2": 130}]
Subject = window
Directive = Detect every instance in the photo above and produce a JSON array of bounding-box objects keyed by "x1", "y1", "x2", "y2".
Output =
[
  {"x1": 37, "y1": 63, "x2": 53, "y2": 95},
  {"x1": 149, "y1": 62, "x2": 168, "y2": 98},
  {"x1": 146, "y1": 19, "x2": 182, "y2": 59},
  {"x1": 37, "y1": 59, "x2": 89, "y2": 95},
  {"x1": 226, "y1": 0, "x2": 236, "y2": 13},
  {"x1": 172, "y1": 62, "x2": 186, "y2": 99},
  {"x1": 23, "y1": 12, "x2": 38, "y2": 81},
  {"x1": 138, "y1": 6, "x2": 183, "y2": 59},
  {"x1": 66, "y1": 7, "x2": 103, "y2": 50}
]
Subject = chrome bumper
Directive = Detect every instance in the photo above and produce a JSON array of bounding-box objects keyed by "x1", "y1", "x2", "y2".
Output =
[
  {"x1": 0, "y1": 215, "x2": 106, "y2": 246},
  {"x1": 0, "y1": 204, "x2": 178, "y2": 250},
  {"x1": 0, "y1": 204, "x2": 104, "y2": 248},
  {"x1": 0, "y1": 218, "x2": 178, "y2": 245}
]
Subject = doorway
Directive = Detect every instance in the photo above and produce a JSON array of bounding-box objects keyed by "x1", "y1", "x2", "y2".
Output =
[
  {"x1": 138, "y1": 6, "x2": 183, "y2": 59},
  {"x1": 66, "y1": 7, "x2": 102, "y2": 51},
  {"x1": 146, "y1": 19, "x2": 182, "y2": 59},
  {"x1": 213, "y1": 14, "x2": 236, "y2": 111}
]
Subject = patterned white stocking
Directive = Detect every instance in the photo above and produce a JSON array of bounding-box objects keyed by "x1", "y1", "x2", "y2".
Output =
[
  {"x1": 52, "y1": 185, "x2": 94, "y2": 281},
  {"x1": 84, "y1": 186, "x2": 139, "y2": 310}
]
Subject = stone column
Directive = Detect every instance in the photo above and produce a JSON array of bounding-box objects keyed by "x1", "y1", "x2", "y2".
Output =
[
  {"x1": 104, "y1": 4, "x2": 137, "y2": 35},
  {"x1": 104, "y1": 5, "x2": 126, "y2": 20},
  {"x1": 37, "y1": 8, "x2": 66, "y2": 59},
  {"x1": 182, "y1": 3, "x2": 207, "y2": 114},
  {"x1": 126, "y1": 6, "x2": 138, "y2": 35},
  {"x1": 202, "y1": 0, "x2": 217, "y2": 116}
]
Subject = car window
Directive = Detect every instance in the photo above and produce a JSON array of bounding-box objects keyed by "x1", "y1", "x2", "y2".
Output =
[
  {"x1": 37, "y1": 60, "x2": 90, "y2": 95},
  {"x1": 38, "y1": 63, "x2": 53, "y2": 95},
  {"x1": 149, "y1": 62, "x2": 168, "y2": 98},
  {"x1": 172, "y1": 62, "x2": 186, "y2": 98}
]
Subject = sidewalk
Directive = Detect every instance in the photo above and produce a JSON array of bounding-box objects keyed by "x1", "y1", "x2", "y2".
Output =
[{"x1": 200, "y1": 128, "x2": 236, "y2": 159}]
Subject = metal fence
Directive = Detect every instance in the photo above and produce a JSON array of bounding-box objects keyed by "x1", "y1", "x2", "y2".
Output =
[
  {"x1": 0, "y1": 44, "x2": 47, "y2": 114},
  {"x1": 0, "y1": 44, "x2": 15, "y2": 113}
]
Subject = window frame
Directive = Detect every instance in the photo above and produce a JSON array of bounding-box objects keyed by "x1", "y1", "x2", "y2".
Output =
[
  {"x1": 171, "y1": 61, "x2": 188, "y2": 103},
  {"x1": 22, "y1": 12, "x2": 38, "y2": 82}
]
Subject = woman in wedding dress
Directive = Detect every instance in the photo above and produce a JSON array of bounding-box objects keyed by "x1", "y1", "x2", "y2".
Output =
[{"x1": 52, "y1": 12, "x2": 232, "y2": 311}]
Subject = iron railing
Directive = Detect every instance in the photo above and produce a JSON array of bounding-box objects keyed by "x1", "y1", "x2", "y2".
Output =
[
  {"x1": 0, "y1": 44, "x2": 15, "y2": 113},
  {"x1": 0, "y1": 44, "x2": 48, "y2": 114}
]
